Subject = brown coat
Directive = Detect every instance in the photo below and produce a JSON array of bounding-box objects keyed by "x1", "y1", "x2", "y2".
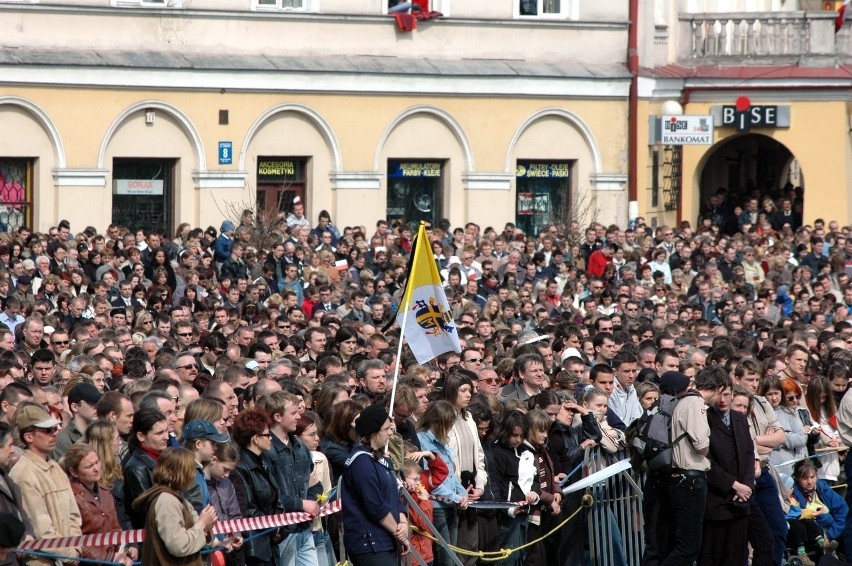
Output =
[
  {"x1": 133, "y1": 485, "x2": 205, "y2": 566},
  {"x1": 69, "y1": 479, "x2": 122, "y2": 563}
]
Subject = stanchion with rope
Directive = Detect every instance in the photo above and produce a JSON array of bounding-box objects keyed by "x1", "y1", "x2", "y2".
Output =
[{"x1": 409, "y1": 494, "x2": 594, "y2": 563}]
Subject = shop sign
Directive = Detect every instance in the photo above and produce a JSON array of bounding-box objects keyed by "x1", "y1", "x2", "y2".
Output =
[
  {"x1": 113, "y1": 179, "x2": 164, "y2": 196},
  {"x1": 711, "y1": 98, "x2": 790, "y2": 133},
  {"x1": 387, "y1": 162, "x2": 442, "y2": 178},
  {"x1": 257, "y1": 159, "x2": 304, "y2": 182},
  {"x1": 660, "y1": 115, "x2": 713, "y2": 145},
  {"x1": 516, "y1": 162, "x2": 570, "y2": 178}
]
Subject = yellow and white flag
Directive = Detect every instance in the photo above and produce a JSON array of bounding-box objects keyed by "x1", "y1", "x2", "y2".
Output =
[{"x1": 396, "y1": 224, "x2": 461, "y2": 364}]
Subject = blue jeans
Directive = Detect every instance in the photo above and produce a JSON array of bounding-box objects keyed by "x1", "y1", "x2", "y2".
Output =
[
  {"x1": 432, "y1": 505, "x2": 458, "y2": 566},
  {"x1": 313, "y1": 530, "x2": 335, "y2": 566},
  {"x1": 496, "y1": 514, "x2": 527, "y2": 566},
  {"x1": 278, "y1": 528, "x2": 318, "y2": 566},
  {"x1": 661, "y1": 473, "x2": 707, "y2": 566},
  {"x1": 754, "y1": 470, "x2": 787, "y2": 566}
]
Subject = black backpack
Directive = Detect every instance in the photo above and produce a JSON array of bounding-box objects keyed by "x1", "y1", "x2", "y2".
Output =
[{"x1": 630, "y1": 391, "x2": 696, "y2": 473}]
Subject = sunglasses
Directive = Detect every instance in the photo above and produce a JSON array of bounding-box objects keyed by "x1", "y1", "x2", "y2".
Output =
[
  {"x1": 52, "y1": 340, "x2": 70, "y2": 346},
  {"x1": 176, "y1": 332, "x2": 193, "y2": 338},
  {"x1": 178, "y1": 363, "x2": 198, "y2": 371},
  {"x1": 35, "y1": 426, "x2": 61, "y2": 435},
  {"x1": 479, "y1": 378, "x2": 499, "y2": 385}
]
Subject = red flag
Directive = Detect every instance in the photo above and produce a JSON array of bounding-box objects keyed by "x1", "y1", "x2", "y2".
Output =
[{"x1": 836, "y1": 0, "x2": 851, "y2": 33}]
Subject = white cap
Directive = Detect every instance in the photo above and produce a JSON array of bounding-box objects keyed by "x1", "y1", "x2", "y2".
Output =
[{"x1": 561, "y1": 347, "x2": 584, "y2": 363}]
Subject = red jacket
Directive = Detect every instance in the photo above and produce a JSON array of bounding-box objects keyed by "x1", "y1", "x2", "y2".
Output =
[{"x1": 586, "y1": 250, "x2": 611, "y2": 278}]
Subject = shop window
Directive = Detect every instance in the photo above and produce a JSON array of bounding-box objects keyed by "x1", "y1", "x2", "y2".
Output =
[
  {"x1": 0, "y1": 159, "x2": 33, "y2": 233},
  {"x1": 516, "y1": 0, "x2": 574, "y2": 19},
  {"x1": 112, "y1": 159, "x2": 174, "y2": 234},
  {"x1": 515, "y1": 160, "x2": 571, "y2": 236},
  {"x1": 110, "y1": 0, "x2": 182, "y2": 7},
  {"x1": 252, "y1": 0, "x2": 318, "y2": 12},
  {"x1": 386, "y1": 160, "x2": 443, "y2": 227},
  {"x1": 256, "y1": 157, "x2": 307, "y2": 219}
]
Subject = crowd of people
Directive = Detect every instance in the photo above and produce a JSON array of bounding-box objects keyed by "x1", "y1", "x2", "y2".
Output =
[{"x1": 1, "y1": 187, "x2": 852, "y2": 566}]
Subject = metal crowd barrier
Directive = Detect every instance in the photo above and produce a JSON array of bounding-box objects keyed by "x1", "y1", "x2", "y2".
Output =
[{"x1": 583, "y1": 446, "x2": 645, "y2": 566}]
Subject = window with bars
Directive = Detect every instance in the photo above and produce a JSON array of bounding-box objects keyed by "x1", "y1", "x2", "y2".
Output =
[
  {"x1": 0, "y1": 159, "x2": 33, "y2": 233},
  {"x1": 647, "y1": 146, "x2": 681, "y2": 212}
]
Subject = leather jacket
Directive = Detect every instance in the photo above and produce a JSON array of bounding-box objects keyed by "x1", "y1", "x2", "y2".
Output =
[
  {"x1": 122, "y1": 448, "x2": 157, "y2": 529},
  {"x1": 231, "y1": 448, "x2": 283, "y2": 563}
]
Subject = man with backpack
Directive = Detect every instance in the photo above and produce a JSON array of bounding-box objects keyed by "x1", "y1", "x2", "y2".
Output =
[
  {"x1": 635, "y1": 370, "x2": 689, "y2": 566},
  {"x1": 661, "y1": 366, "x2": 730, "y2": 566}
]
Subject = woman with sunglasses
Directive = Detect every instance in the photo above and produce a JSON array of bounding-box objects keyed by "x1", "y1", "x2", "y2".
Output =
[
  {"x1": 766, "y1": 377, "x2": 813, "y2": 476},
  {"x1": 230, "y1": 408, "x2": 283, "y2": 566}
]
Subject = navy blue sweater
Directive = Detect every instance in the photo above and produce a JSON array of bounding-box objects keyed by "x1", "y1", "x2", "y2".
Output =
[{"x1": 341, "y1": 445, "x2": 406, "y2": 557}]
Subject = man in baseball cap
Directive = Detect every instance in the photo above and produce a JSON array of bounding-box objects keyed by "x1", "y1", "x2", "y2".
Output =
[{"x1": 11, "y1": 403, "x2": 82, "y2": 561}]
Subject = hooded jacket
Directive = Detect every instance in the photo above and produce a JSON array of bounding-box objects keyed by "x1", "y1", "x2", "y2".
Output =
[{"x1": 133, "y1": 485, "x2": 206, "y2": 566}]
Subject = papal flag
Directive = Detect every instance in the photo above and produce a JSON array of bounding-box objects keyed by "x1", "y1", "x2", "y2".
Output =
[{"x1": 396, "y1": 223, "x2": 461, "y2": 364}]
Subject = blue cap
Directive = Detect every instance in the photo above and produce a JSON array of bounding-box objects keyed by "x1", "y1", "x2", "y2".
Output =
[
  {"x1": 220, "y1": 220, "x2": 235, "y2": 233},
  {"x1": 182, "y1": 419, "x2": 230, "y2": 443}
]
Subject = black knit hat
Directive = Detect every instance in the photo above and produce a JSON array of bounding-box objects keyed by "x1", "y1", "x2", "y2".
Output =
[
  {"x1": 355, "y1": 404, "x2": 389, "y2": 438},
  {"x1": 660, "y1": 371, "x2": 690, "y2": 395}
]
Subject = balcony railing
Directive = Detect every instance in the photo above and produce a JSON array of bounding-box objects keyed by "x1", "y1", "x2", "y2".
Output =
[{"x1": 678, "y1": 11, "x2": 840, "y2": 63}]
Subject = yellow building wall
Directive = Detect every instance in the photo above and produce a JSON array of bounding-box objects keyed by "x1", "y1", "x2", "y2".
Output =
[
  {"x1": 0, "y1": 86, "x2": 628, "y2": 233},
  {"x1": 638, "y1": 98, "x2": 852, "y2": 228}
]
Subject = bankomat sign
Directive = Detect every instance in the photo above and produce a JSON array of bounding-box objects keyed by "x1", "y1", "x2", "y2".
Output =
[{"x1": 660, "y1": 115, "x2": 713, "y2": 145}]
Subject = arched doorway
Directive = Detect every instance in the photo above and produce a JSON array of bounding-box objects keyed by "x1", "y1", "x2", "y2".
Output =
[{"x1": 698, "y1": 133, "x2": 803, "y2": 234}]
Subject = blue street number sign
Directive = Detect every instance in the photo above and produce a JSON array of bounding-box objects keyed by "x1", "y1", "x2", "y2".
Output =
[{"x1": 218, "y1": 142, "x2": 232, "y2": 165}]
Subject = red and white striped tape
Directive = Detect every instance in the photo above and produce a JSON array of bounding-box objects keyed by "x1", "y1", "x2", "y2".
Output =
[{"x1": 17, "y1": 499, "x2": 342, "y2": 552}]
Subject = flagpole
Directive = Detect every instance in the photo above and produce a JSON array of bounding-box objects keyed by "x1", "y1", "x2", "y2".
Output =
[
  {"x1": 385, "y1": 222, "x2": 423, "y2": 450},
  {"x1": 386, "y1": 291, "x2": 411, "y2": 432}
]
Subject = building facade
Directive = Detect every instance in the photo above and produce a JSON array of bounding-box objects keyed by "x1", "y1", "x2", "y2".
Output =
[
  {"x1": 637, "y1": 0, "x2": 852, "y2": 229},
  {"x1": 0, "y1": 0, "x2": 630, "y2": 235}
]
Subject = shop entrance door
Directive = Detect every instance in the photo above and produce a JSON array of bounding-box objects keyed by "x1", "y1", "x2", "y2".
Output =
[
  {"x1": 112, "y1": 158, "x2": 174, "y2": 234},
  {"x1": 386, "y1": 159, "x2": 443, "y2": 226},
  {"x1": 256, "y1": 157, "x2": 308, "y2": 219}
]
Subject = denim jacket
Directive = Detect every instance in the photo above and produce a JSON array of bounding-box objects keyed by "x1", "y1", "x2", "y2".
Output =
[
  {"x1": 417, "y1": 430, "x2": 468, "y2": 506},
  {"x1": 264, "y1": 431, "x2": 313, "y2": 528}
]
